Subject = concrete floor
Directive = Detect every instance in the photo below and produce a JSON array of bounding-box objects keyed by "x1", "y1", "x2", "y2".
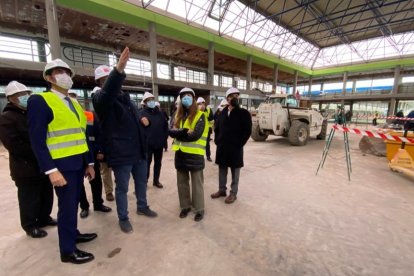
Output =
[{"x1": 1, "y1": 126, "x2": 414, "y2": 276}]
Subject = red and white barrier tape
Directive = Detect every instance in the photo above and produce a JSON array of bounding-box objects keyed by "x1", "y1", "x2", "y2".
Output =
[
  {"x1": 332, "y1": 125, "x2": 414, "y2": 144},
  {"x1": 355, "y1": 115, "x2": 414, "y2": 121}
]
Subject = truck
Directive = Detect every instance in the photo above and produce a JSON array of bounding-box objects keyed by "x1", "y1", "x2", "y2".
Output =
[{"x1": 251, "y1": 94, "x2": 327, "y2": 146}]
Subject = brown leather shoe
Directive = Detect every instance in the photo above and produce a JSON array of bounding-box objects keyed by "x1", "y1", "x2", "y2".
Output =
[
  {"x1": 225, "y1": 194, "x2": 237, "y2": 204},
  {"x1": 106, "y1": 193, "x2": 114, "y2": 201},
  {"x1": 211, "y1": 190, "x2": 226, "y2": 199}
]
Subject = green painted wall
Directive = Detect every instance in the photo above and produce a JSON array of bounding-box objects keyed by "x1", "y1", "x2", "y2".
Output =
[{"x1": 56, "y1": 0, "x2": 414, "y2": 78}]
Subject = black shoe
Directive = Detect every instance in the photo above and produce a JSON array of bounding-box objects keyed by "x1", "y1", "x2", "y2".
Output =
[
  {"x1": 207, "y1": 157, "x2": 212, "y2": 162},
  {"x1": 26, "y1": 228, "x2": 48, "y2": 238},
  {"x1": 76, "y1": 233, "x2": 97, "y2": 244},
  {"x1": 80, "y1": 209, "x2": 89, "y2": 219},
  {"x1": 194, "y1": 212, "x2": 204, "y2": 222},
  {"x1": 39, "y1": 217, "x2": 57, "y2": 227},
  {"x1": 153, "y1": 182, "x2": 164, "y2": 189},
  {"x1": 137, "y1": 207, "x2": 158, "y2": 218},
  {"x1": 94, "y1": 205, "x2": 112, "y2": 213},
  {"x1": 179, "y1": 208, "x2": 191, "y2": 218},
  {"x1": 61, "y1": 249, "x2": 94, "y2": 264}
]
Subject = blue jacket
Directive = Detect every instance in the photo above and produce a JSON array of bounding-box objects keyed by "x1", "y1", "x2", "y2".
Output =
[
  {"x1": 139, "y1": 107, "x2": 168, "y2": 150},
  {"x1": 92, "y1": 68, "x2": 147, "y2": 166},
  {"x1": 27, "y1": 93, "x2": 93, "y2": 173}
]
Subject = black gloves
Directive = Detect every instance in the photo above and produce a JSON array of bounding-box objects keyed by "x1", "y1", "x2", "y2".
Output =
[{"x1": 169, "y1": 128, "x2": 189, "y2": 140}]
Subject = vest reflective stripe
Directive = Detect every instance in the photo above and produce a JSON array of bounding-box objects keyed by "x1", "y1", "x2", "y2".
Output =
[
  {"x1": 206, "y1": 107, "x2": 214, "y2": 128},
  {"x1": 47, "y1": 139, "x2": 87, "y2": 150},
  {"x1": 39, "y1": 92, "x2": 88, "y2": 159},
  {"x1": 172, "y1": 110, "x2": 209, "y2": 156},
  {"x1": 47, "y1": 127, "x2": 83, "y2": 138}
]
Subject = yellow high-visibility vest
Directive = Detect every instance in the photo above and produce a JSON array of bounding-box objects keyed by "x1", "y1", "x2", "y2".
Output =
[
  {"x1": 206, "y1": 107, "x2": 214, "y2": 128},
  {"x1": 39, "y1": 92, "x2": 88, "y2": 159},
  {"x1": 172, "y1": 110, "x2": 208, "y2": 156}
]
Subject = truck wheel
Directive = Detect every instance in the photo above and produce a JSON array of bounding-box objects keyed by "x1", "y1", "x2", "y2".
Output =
[
  {"x1": 317, "y1": 120, "x2": 328, "y2": 140},
  {"x1": 251, "y1": 124, "x2": 268, "y2": 142},
  {"x1": 288, "y1": 121, "x2": 309, "y2": 146}
]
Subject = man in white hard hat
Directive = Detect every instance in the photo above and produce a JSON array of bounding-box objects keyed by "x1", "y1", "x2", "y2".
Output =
[
  {"x1": 27, "y1": 58, "x2": 96, "y2": 264},
  {"x1": 139, "y1": 92, "x2": 168, "y2": 189},
  {"x1": 197, "y1": 97, "x2": 214, "y2": 162},
  {"x1": 0, "y1": 81, "x2": 56, "y2": 239},
  {"x1": 93, "y1": 66, "x2": 115, "y2": 202},
  {"x1": 211, "y1": 87, "x2": 252, "y2": 204},
  {"x1": 93, "y1": 47, "x2": 157, "y2": 234}
]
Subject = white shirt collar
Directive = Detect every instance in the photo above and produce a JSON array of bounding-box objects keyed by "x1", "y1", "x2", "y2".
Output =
[{"x1": 50, "y1": 88, "x2": 67, "y2": 99}]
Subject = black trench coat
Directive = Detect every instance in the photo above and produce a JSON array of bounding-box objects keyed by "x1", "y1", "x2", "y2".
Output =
[{"x1": 214, "y1": 106, "x2": 252, "y2": 168}]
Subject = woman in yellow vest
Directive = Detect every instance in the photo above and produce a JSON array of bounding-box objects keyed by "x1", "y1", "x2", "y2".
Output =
[{"x1": 169, "y1": 87, "x2": 209, "y2": 221}]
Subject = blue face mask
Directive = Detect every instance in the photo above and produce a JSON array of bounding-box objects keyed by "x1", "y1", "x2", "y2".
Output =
[
  {"x1": 181, "y1": 95, "x2": 193, "y2": 108},
  {"x1": 17, "y1": 95, "x2": 30, "y2": 108},
  {"x1": 147, "y1": 100, "x2": 155, "y2": 109}
]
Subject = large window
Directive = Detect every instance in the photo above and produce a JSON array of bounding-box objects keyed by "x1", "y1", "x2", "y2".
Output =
[
  {"x1": 157, "y1": 63, "x2": 170, "y2": 79},
  {"x1": 402, "y1": 76, "x2": 414, "y2": 83},
  {"x1": 221, "y1": 75, "x2": 233, "y2": 87},
  {"x1": 125, "y1": 58, "x2": 151, "y2": 77},
  {"x1": 173, "y1": 66, "x2": 207, "y2": 84},
  {"x1": 237, "y1": 79, "x2": 246, "y2": 90},
  {"x1": 0, "y1": 35, "x2": 47, "y2": 62}
]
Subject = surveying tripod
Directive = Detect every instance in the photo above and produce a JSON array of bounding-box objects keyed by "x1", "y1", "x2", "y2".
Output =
[{"x1": 316, "y1": 107, "x2": 352, "y2": 181}]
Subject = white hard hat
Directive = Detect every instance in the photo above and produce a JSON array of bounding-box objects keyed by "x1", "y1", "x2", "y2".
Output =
[
  {"x1": 196, "y1": 97, "x2": 205, "y2": 104},
  {"x1": 179, "y1": 87, "x2": 195, "y2": 97},
  {"x1": 5, "y1": 81, "x2": 31, "y2": 97},
  {"x1": 140, "y1": 99, "x2": 144, "y2": 105},
  {"x1": 225, "y1": 87, "x2": 240, "y2": 98},
  {"x1": 142, "y1": 92, "x2": 155, "y2": 102},
  {"x1": 155, "y1": 101, "x2": 160, "y2": 107},
  {"x1": 219, "y1": 99, "x2": 228, "y2": 107},
  {"x1": 43, "y1": 58, "x2": 74, "y2": 80},
  {"x1": 94, "y1": 65, "x2": 111, "y2": 81}
]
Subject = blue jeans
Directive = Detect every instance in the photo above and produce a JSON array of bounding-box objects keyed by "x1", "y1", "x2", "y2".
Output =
[{"x1": 112, "y1": 160, "x2": 148, "y2": 221}]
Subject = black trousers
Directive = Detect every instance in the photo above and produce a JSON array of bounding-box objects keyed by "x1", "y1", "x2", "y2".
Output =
[
  {"x1": 55, "y1": 169, "x2": 83, "y2": 255},
  {"x1": 147, "y1": 147, "x2": 163, "y2": 184},
  {"x1": 206, "y1": 128, "x2": 212, "y2": 159},
  {"x1": 15, "y1": 176, "x2": 53, "y2": 232},
  {"x1": 79, "y1": 161, "x2": 104, "y2": 210}
]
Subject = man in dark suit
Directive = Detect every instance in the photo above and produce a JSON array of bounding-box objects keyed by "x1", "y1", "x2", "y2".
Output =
[
  {"x1": 27, "y1": 59, "x2": 97, "y2": 264},
  {"x1": 211, "y1": 87, "x2": 252, "y2": 204}
]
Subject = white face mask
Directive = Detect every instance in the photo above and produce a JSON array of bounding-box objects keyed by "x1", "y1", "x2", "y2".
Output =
[{"x1": 54, "y1": 73, "x2": 73, "y2": 90}]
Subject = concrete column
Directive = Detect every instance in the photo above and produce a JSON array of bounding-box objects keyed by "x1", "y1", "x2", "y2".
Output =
[
  {"x1": 307, "y1": 77, "x2": 313, "y2": 97},
  {"x1": 341, "y1": 71, "x2": 348, "y2": 106},
  {"x1": 208, "y1": 42, "x2": 214, "y2": 86},
  {"x1": 272, "y1": 64, "x2": 279, "y2": 91},
  {"x1": 45, "y1": 0, "x2": 62, "y2": 59},
  {"x1": 293, "y1": 70, "x2": 298, "y2": 95},
  {"x1": 389, "y1": 66, "x2": 401, "y2": 116},
  {"x1": 246, "y1": 55, "x2": 252, "y2": 90},
  {"x1": 351, "y1": 80, "x2": 356, "y2": 94},
  {"x1": 149, "y1": 22, "x2": 158, "y2": 100}
]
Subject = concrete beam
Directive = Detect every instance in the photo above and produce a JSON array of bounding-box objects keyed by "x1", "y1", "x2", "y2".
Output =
[{"x1": 246, "y1": 55, "x2": 252, "y2": 90}]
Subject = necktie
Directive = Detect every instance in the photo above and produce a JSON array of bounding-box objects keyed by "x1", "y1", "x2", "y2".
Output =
[{"x1": 64, "y1": 96, "x2": 80, "y2": 121}]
